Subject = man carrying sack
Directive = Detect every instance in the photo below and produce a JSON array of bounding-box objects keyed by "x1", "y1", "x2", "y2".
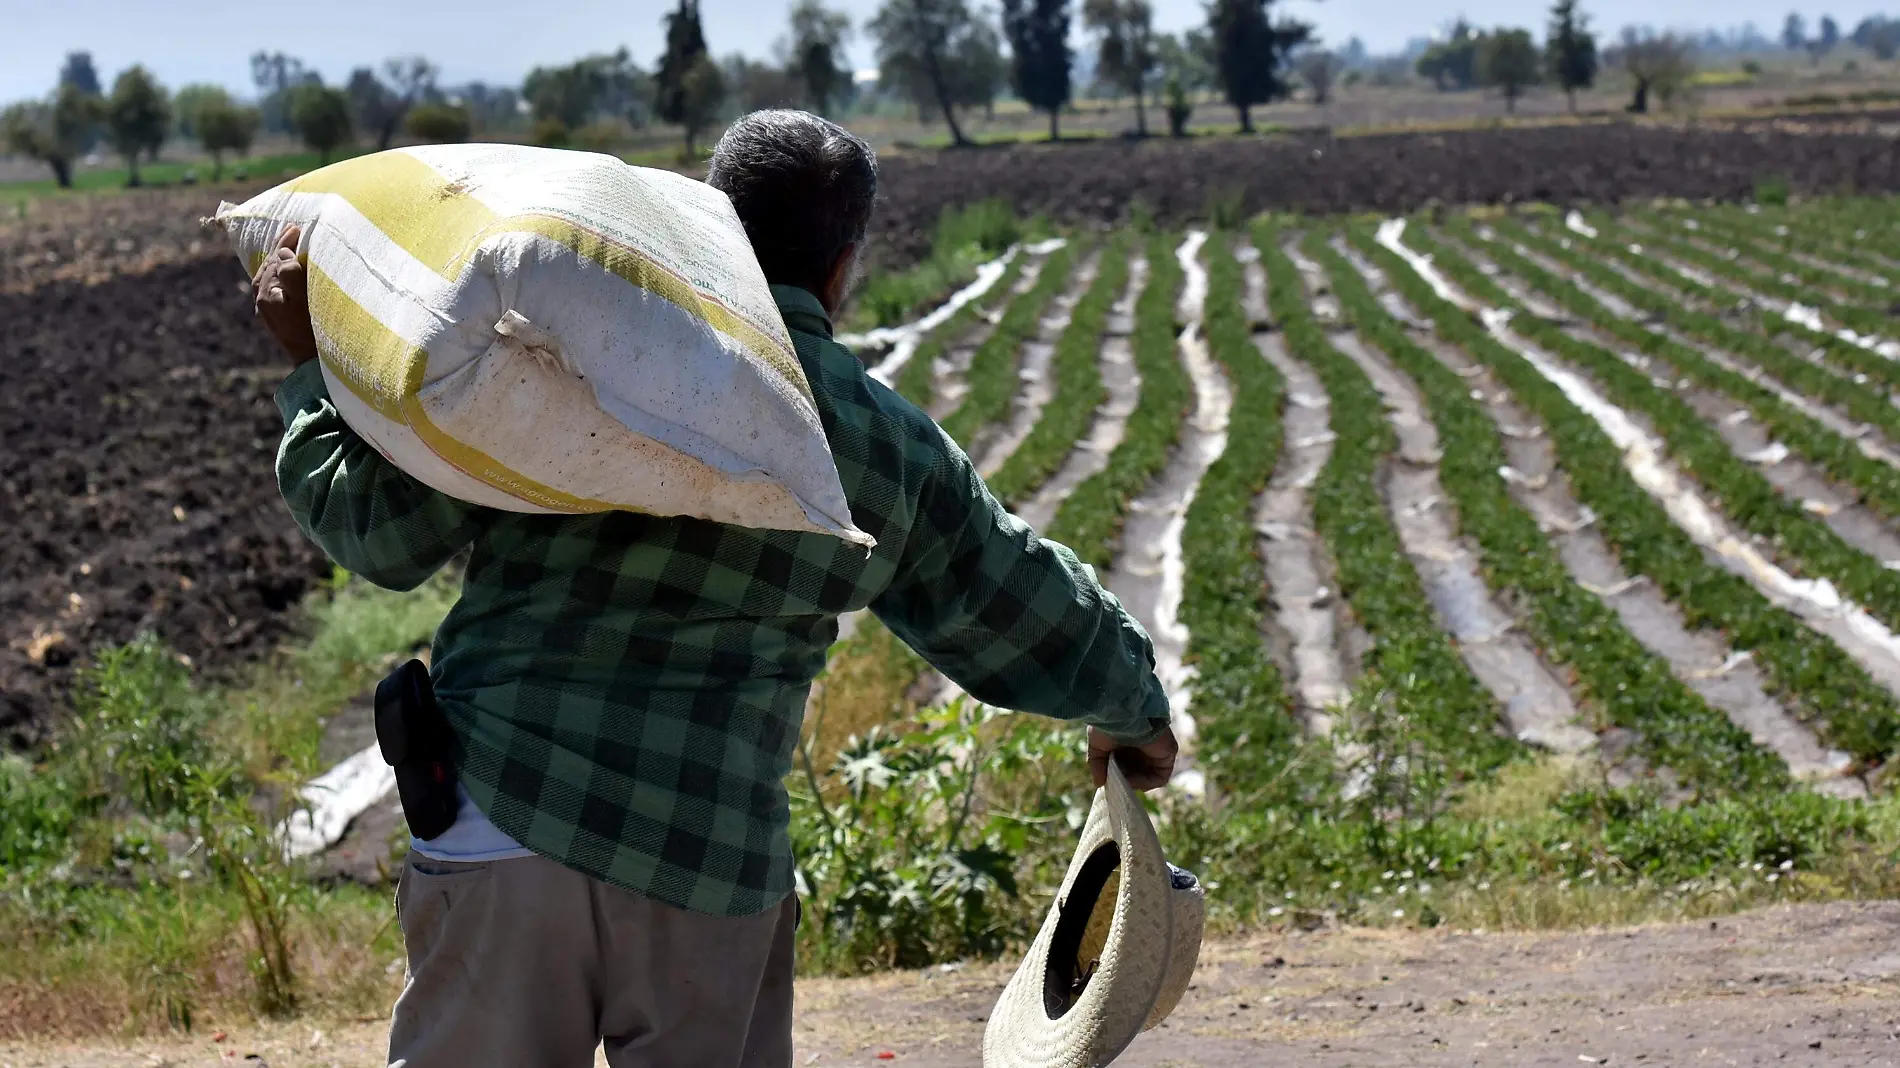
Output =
[{"x1": 252, "y1": 110, "x2": 1177, "y2": 1068}]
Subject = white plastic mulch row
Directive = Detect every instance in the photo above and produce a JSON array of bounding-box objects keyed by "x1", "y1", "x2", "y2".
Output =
[
  {"x1": 1380, "y1": 219, "x2": 1900, "y2": 701},
  {"x1": 1292, "y1": 240, "x2": 1592, "y2": 755},
  {"x1": 1088, "y1": 231, "x2": 1228, "y2": 796},
  {"x1": 859, "y1": 238, "x2": 1069, "y2": 390},
  {"x1": 1577, "y1": 215, "x2": 1900, "y2": 364}
]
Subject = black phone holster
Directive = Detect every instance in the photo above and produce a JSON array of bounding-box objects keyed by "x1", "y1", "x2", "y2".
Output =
[{"x1": 373, "y1": 659, "x2": 459, "y2": 841}]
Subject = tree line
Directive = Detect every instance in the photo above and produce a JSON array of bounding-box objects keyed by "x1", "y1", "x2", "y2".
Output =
[
  {"x1": 13, "y1": 0, "x2": 1900, "y2": 189},
  {"x1": 2, "y1": 0, "x2": 1324, "y2": 187}
]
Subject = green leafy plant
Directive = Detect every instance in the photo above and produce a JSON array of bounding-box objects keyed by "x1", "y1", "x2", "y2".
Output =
[{"x1": 791, "y1": 700, "x2": 1085, "y2": 973}]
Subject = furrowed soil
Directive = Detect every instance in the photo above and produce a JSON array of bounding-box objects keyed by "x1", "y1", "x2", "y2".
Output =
[
  {"x1": 4, "y1": 903, "x2": 1896, "y2": 1066},
  {"x1": 0, "y1": 256, "x2": 328, "y2": 742},
  {"x1": 10, "y1": 120, "x2": 1900, "y2": 737}
]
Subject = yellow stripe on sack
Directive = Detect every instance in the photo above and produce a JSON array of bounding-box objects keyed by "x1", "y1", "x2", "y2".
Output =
[
  {"x1": 311, "y1": 264, "x2": 614, "y2": 513},
  {"x1": 306, "y1": 265, "x2": 416, "y2": 422},
  {"x1": 286, "y1": 152, "x2": 498, "y2": 277},
  {"x1": 478, "y1": 215, "x2": 814, "y2": 402},
  {"x1": 401, "y1": 393, "x2": 610, "y2": 515}
]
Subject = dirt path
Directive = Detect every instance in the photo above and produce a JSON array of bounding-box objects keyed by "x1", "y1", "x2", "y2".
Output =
[{"x1": 11, "y1": 903, "x2": 1899, "y2": 1068}]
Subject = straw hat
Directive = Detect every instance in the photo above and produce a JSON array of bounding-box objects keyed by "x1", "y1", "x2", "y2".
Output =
[{"x1": 982, "y1": 760, "x2": 1206, "y2": 1068}]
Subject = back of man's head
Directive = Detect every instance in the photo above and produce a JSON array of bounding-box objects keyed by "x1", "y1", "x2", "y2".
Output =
[{"x1": 706, "y1": 110, "x2": 878, "y2": 302}]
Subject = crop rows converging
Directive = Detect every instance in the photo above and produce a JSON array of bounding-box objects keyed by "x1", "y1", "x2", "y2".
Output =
[{"x1": 821, "y1": 199, "x2": 1900, "y2": 911}]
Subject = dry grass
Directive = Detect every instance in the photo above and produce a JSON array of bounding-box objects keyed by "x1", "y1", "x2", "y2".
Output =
[{"x1": 0, "y1": 885, "x2": 398, "y2": 1041}]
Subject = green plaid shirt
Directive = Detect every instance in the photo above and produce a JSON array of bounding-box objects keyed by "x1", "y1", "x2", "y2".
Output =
[{"x1": 274, "y1": 284, "x2": 1169, "y2": 916}]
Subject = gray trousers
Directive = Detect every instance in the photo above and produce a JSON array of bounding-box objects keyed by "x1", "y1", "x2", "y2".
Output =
[{"x1": 388, "y1": 853, "x2": 797, "y2": 1068}]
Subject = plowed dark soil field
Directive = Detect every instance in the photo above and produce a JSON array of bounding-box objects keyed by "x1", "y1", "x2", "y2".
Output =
[
  {"x1": 0, "y1": 259, "x2": 326, "y2": 742},
  {"x1": 870, "y1": 116, "x2": 1900, "y2": 260},
  {"x1": 9, "y1": 114, "x2": 1900, "y2": 745}
]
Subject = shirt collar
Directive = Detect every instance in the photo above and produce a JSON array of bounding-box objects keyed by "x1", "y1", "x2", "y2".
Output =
[{"x1": 770, "y1": 284, "x2": 834, "y2": 339}]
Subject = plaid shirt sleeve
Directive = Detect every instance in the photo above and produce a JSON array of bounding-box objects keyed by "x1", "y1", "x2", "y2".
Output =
[
  {"x1": 274, "y1": 361, "x2": 488, "y2": 591},
  {"x1": 870, "y1": 422, "x2": 1172, "y2": 744}
]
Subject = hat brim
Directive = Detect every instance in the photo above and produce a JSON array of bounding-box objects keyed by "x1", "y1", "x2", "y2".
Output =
[{"x1": 983, "y1": 761, "x2": 1177, "y2": 1068}]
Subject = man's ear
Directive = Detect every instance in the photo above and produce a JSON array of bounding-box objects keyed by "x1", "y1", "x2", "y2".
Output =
[{"x1": 820, "y1": 243, "x2": 858, "y2": 317}]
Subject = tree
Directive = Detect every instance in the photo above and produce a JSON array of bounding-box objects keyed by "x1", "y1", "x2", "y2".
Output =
[
  {"x1": 250, "y1": 52, "x2": 315, "y2": 134},
  {"x1": 172, "y1": 83, "x2": 229, "y2": 140},
  {"x1": 450, "y1": 82, "x2": 523, "y2": 134},
  {"x1": 869, "y1": 0, "x2": 991, "y2": 145},
  {"x1": 788, "y1": 0, "x2": 854, "y2": 114},
  {"x1": 1478, "y1": 27, "x2": 1540, "y2": 111},
  {"x1": 525, "y1": 50, "x2": 650, "y2": 131},
  {"x1": 105, "y1": 66, "x2": 170, "y2": 186},
  {"x1": 1083, "y1": 0, "x2": 1158, "y2": 135},
  {"x1": 1002, "y1": 0, "x2": 1072, "y2": 139},
  {"x1": 196, "y1": 100, "x2": 260, "y2": 180},
  {"x1": 405, "y1": 102, "x2": 471, "y2": 142},
  {"x1": 1297, "y1": 48, "x2": 1341, "y2": 104},
  {"x1": 1, "y1": 85, "x2": 103, "y2": 188},
  {"x1": 949, "y1": 17, "x2": 1008, "y2": 116},
  {"x1": 1546, "y1": 0, "x2": 1598, "y2": 112},
  {"x1": 1611, "y1": 28, "x2": 1693, "y2": 113},
  {"x1": 722, "y1": 54, "x2": 800, "y2": 112},
  {"x1": 1812, "y1": 15, "x2": 1839, "y2": 62},
  {"x1": 1782, "y1": 12, "x2": 1807, "y2": 51},
  {"x1": 656, "y1": 0, "x2": 718, "y2": 154},
  {"x1": 1208, "y1": 0, "x2": 1312, "y2": 133},
  {"x1": 1417, "y1": 18, "x2": 1481, "y2": 90},
  {"x1": 347, "y1": 56, "x2": 439, "y2": 151},
  {"x1": 676, "y1": 54, "x2": 727, "y2": 156},
  {"x1": 59, "y1": 52, "x2": 103, "y2": 97},
  {"x1": 1854, "y1": 16, "x2": 1900, "y2": 59},
  {"x1": 289, "y1": 84, "x2": 354, "y2": 164},
  {"x1": 54, "y1": 52, "x2": 104, "y2": 152}
]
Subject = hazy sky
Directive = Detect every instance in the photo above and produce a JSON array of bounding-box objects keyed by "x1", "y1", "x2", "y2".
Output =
[{"x1": 2, "y1": 0, "x2": 1886, "y2": 103}]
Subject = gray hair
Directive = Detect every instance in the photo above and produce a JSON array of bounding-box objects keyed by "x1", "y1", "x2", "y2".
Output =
[{"x1": 706, "y1": 110, "x2": 879, "y2": 296}]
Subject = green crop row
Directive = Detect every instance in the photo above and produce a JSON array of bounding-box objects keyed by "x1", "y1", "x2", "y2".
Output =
[
  {"x1": 985, "y1": 238, "x2": 1129, "y2": 506},
  {"x1": 1772, "y1": 197, "x2": 1900, "y2": 275},
  {"x1": 1412, "y1": 224, "x2": 1900, "y2": 627},
  {"x1": 939, "y1": 242, "x2": 1079, "y2": 448},
  {"x1": 1046, "y1": 232, "x2": 1189, "y2": 572},
  {"x1": 1584, "y1": 213, "x2": 1900, "y2": 395},
  {"x1": 1314, "y1": 229, "x2": 1785, "y2": 794},
  {"x1": 1177, "y1": 232, "x2": 1301, "y2": 794},
  {"x1": 1500, "y1": 218, "x2": 1900, "y2": 455},
  {"x1": 1357, "y1": 222, "x2": 1900, "y2": 764},
  {"x1": 1630, "y1": 209, "x2": 1893, "y2": 315},
  {"x1": 1258, "y1": 222, "x2": 1517, "y2": 780},
  {"x1": 1679, "y1": 207, "x2": 1899, "y2": 306},
  {"x1": 892, "y1": 251, "x2": 1029, "y2": 409},
  {"x1": 1468, "y1": 219, "x2": 1900, "y2": 527}
]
